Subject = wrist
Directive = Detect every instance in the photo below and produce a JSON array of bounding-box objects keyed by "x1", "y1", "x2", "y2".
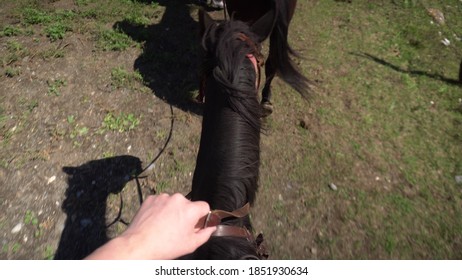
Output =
[{"x1": 85, "y1": 235, "x2": 144, "y2": 260}]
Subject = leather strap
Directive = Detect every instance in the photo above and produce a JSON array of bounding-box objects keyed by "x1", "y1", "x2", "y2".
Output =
[
  {"x1": 211, "y1": 202, "x2": 250, "y2": 220},
  {"x1": 201, "y1": 203, "x2": 250, "y2": 228},
  {"x1": 212, "y1": 225, "x2": 254, "y2": 240}
]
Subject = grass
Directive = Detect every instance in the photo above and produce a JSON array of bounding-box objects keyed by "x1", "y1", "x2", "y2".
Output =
[
  {"x1": 0, "y1": 25, "x2": 23, "y2": 37},
  {"x1": 101, "y1": 112, "x2": 140, "y2": 133},
  {"x1": 43, "y1": 245, "x2": 54, "y2": 260},
  {"x1": 97, "y1": 28, "x2": 136, "y2": 51},
  {"x1": 44, "y1": 22, "x2": 71, "y2": 41},
  {"x1": 2, "y1": 40, "x2": 29, "y2": 66},
  {"x1": 256, "y1": 0, "x2": 462, "y2": 259},
  {"x1": 47, "y1": 79, "x2": 66, "y2": 96},
  {"x1": 5, "y1": 67, "x2": 21, "y2": 77},
  {"x1": 24, "y1": 210, "x2": 43, "y2": 238},
  {"x1": 110, "y1": 66, "x2": 143, "y2": 89}
]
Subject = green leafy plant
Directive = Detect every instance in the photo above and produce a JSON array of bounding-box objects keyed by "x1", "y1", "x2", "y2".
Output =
[
  {"x1": 45, "y1": 23, "x2": 71, "y2": 41},
  {"x1": 70, "y1": 126, "x2": 89, "y2": 139},
  {"x1": 67, "y1": 115, "x2": 75, "y2": 124},
  {"x1": 0, "y1": 25, "x2": 22, "y2": 37},
  {"x1": 24, "y1": 210, "x2": 43, "y2": 238},
  {"x1": 43, "y1": 245, "x2": 54, "y2": 260},
  {"x1": 22, "y1": 8, "x2": 52, "y2": 25},
  {"x1": 47, "y1": 79, "x2": 66, "y2": 96},
  {"x1": 101, "y1": 112, "x2": 140, "y2": 132}
]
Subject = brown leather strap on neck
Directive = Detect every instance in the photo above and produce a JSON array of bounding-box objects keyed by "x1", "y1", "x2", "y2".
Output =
[
  {"x1": 212, "y1": 203, "x2": 250, "y2": 220},
  {"x1": 212, "y1": 225, "x2": 254, "y2": 241},
  {"x1": 201, "y1": 202, "x2": 250, "y2": 228}
]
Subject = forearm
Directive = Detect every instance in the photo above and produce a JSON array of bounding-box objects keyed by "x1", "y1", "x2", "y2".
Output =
[{"x1": 84, "y1": 234, "x2": 161, "y2": 260}]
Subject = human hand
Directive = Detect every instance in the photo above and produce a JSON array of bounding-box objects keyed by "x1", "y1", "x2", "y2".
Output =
[{"x1": 85, "y1": 193, "x2": 216, "y2": 260}]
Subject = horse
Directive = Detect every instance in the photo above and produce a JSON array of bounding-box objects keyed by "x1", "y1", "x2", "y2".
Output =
[
  {"x1": 183, "y1": 10, "x2": 273, "y2": 259},
  {"x1": 198, "y1": 0, "x2": 310, "y2": 116}
]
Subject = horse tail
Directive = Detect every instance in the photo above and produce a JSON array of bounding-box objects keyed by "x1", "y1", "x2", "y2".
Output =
[{"x1": 269, "y1": 0, "x2": 310, "y2": 96}]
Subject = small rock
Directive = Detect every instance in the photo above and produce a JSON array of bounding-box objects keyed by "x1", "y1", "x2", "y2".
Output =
[
  {"x1": 441, "y1": 38, "x2": 450, "y2": 46},
  {"x1": 311, "y1": 247, "x2": 318, "y2": 255},
  {"x1": 455, "y1": 175, "x2": 462, "y2": 184},
  {"x1": 328, "y1": 183, "x2": 338, "y2": 191},
  {"x1": 11, "y1": 223, "x2": 22, "y2": 234},
  {"x1": 47, "y1": 175, "x2": 56, "y2": 185}
]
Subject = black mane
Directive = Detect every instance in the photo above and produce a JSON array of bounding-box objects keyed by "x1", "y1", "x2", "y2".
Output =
[{"x1": 187, "y1": 19, "x2": 263, "y2": 259}]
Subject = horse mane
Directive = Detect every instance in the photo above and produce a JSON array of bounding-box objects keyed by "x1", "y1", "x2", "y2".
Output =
[
  {"x1": 187, "y1": 19, "x2": 263, "y2": 259},
  {"x1": 201, "y1": 19, "x2": 262, "y2": 130}
]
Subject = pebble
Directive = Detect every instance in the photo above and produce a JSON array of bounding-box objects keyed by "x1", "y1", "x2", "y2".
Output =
[
  {"x1": 441, "y1": 38, "x2": 451, "y2": 46},
  {"x1": 47, "y1": 175, "x2": 56, "y2": 185},
  {"x1": 11, "y1": 223, "x2": 22, "y2": 234},
  {"x1": 455, "y1": 175, "x2": 462, "y2": 184},
  {"x1": 328, "y1": 183, "x2": 338, "y2": 191}
]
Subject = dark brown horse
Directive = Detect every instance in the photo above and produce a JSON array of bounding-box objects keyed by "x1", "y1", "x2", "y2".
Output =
[
  {"x1": 225, "y1": 0, "x2": 309, "y2": 115},
  {"x1": 182, "y1": 9, "x2": 274, "y2": 259}
]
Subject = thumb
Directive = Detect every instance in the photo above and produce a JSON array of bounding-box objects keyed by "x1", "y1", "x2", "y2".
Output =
[{"x1": 194, "y1": 226, "x2": 216, "y2": 247}]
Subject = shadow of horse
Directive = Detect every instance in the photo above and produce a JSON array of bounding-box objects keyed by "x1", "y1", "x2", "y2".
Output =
[
  {"x1": 115, "y1": 0, "x2": 204, "y2": 115},
  {"x1": 54, "y1": 156, "x2": 142, "y2": 259}
]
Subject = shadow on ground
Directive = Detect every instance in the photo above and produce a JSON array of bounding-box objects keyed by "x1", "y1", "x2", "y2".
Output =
[
  {"x1": 355, "y1": 52, "x2": 462, "y2": 87},
  {"x1": 54, "y1": 156, "x2": 142, "y2": 259},
  {"x1": 115, "y1": 0, "x2": 209, "y2": 115}
]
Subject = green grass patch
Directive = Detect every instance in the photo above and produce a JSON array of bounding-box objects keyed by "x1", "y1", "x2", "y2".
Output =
[
  {"x1": 101, "y1": 112, "x2": 140, "y2": 133},
  {"x1": 44, "y1": 22, "x2": 71, "y2": 41},
  {"x1": 24, "y1": 210, "x2": 43, "y2": 238},
  {"x1": 43, "y1": 245, "x2": 54, "y2": 260},
  {"x1": 0, "y1": 25, "x2": 23, "y2": 37},
  {"x1": 5, "y1": 67, "x2": 21, "y2": 77},
  {"x1": 110, "y1": 66, "x2": 143, "y2": 88},
  {"x1": 2, "y1": 40, "x2": 29, "y2": 66},
  {"x1": 47, "y1": 79, "x2": 66, "y2": 96},
  {"x1": 22, "y1": 8, "x2": 53, "y2": 25},
  {"x1": 97, "y1": 28, "x2": 136, "y2": 51}
]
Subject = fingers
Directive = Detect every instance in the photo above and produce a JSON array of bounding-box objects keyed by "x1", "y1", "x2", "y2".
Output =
[{"x1": 194, "y1": 226, "x2": 217, "y2": 248}]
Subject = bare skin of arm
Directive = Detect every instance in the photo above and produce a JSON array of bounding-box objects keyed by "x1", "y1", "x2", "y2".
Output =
[{"x1": 85, "y1": 193, "x2": 215, "y2": 260}]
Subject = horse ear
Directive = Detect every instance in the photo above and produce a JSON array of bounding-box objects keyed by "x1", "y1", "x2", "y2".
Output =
[
  {"x1": 250, "y1": 9, "x2": 276, "y2": 42},
  {"x1": 198, "y1": 8, "x2": 215, "y2": 37}
]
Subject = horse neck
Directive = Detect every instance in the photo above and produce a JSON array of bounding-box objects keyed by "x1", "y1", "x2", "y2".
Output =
[{"x1": 191, "y1": 78, "x2": 260, "y2": 212}]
